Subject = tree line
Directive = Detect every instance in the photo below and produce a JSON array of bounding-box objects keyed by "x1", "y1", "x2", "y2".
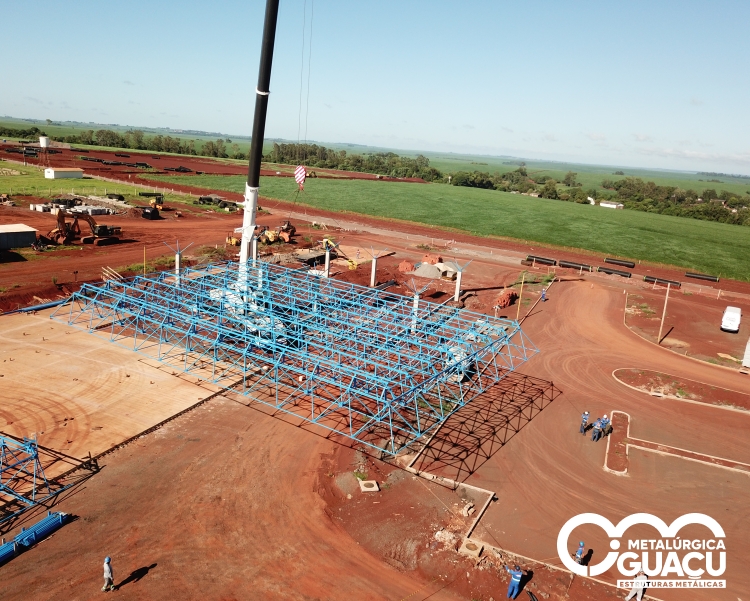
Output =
[
  {"x1": 39, "y1": 128, "x2": 248, "y2": 159},
  {"x1": 0, "y1": 125, "x2": 47, "y2": 139},
  {"x1": 601, "y1": 177, "x2": 750, "y2": 226},
  {"x1": 264, "y1": 143, "x2": 444, "y2": 181}
]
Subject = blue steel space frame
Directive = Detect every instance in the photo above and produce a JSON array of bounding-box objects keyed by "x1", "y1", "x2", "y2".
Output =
[
  {"x1": 52, "y1": 262, "x2": 538, "y2": 454},
  {"x1": 0, "y1": 436, "x2": 67, "y2": 525}
]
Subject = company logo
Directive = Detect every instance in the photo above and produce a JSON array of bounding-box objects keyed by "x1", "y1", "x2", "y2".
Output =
[{"x1": 557, "y1": 513, "x2": 726, "y2": 589}]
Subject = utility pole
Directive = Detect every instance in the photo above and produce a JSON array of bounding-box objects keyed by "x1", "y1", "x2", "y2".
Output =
[
  {"x1": 515, "y1": 273, "x2": 526, "y2": 322},
  {"x1": 239, "y1": 0, "x2": 280, "y2": 268},
  {"x1": 657, "y1": 283, "x2": 671, "y2": 344}
]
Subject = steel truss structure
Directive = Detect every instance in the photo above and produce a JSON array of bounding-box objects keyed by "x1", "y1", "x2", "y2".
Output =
[
  {"x1": 52, "y1": 262, "x2": 538, "y2": 454},
  {"x1": 0, "y1": 436, "x2": 58, "y2": 524}
]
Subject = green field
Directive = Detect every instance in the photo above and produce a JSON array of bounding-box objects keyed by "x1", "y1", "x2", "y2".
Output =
[
  {"x1": 0, "y1": 160, "x2": 190, "y2": 204},
  {"x1": 150, "y1": 173, "x2": 750, "y2": 281}
]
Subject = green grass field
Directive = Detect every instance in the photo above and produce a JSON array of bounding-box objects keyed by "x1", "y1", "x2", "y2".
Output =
[
  {"x1": 0, "y1": 160, "x2": 190, "y2": 204},
  {"x1": 150, "y1": 173, "x2": 750, "y2": 281}
]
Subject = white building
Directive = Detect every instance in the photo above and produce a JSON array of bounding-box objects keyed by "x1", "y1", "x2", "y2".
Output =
[
  {"x1": 44, "y1": 168, "x2": 83, "y2": 180},
  {"x1": 599, "y1": 201, "x2": 624, "y2": 209}
]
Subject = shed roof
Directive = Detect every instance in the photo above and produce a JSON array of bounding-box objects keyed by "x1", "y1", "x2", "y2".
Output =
[
  {"x1": 0, "y1": 223, "x2": 38, "y2": 233},
  {"x1": 45, "y1": 168, "x2": 84, "y2": 172}
]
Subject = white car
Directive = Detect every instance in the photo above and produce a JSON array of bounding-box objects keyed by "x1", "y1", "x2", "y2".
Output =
[{"x1": 721, "y1": 306, "x2": 741, "y2": 332}]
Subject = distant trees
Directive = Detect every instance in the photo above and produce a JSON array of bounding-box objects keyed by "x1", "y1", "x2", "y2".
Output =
[
  {"x1": 601, "y1": 176, "x2": 749, "y2": 226},
  {"x1": 0, "y1": 125, "x2": 46, "y2": 138},
  {"x1": 264, "y1": 143, "x2": 444, "y2": 181},
  {"x1": 562, "y1": 171, "x2": 579, "y2": 186},
  {"x1": 540, "y1": 179, "x2": 558, "y2": 199}
]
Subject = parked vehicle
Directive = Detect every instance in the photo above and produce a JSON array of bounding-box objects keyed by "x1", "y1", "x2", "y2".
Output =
[{"x1": 721, "y1": 306, "x2": 742, "y2": 332}]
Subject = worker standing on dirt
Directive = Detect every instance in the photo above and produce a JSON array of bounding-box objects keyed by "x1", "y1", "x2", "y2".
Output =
[
  {"x1": 574, "y1": 541, "x2": 585, "y2": 564},
  {"x1": 600, "y1": 414, "x2": 610, "y2": 437},
  {"x1": 503, "y1": 564, "x2": 525, "y2": 599},
  {"x1": 102, "y1": 556, "x2": 115, "y2": 592},
  {"x1": 624, "y1": 570, "x2": 648, "y2": 600},
  {"x1": 591, "y1": 419, "x2": 603, "y2": 442},
  {"x1": 579, "y1": 411, "x2": 589, "y2": 435},
  {"x1": 541, "y1": 287, "x2": 547, "y2": 302}
]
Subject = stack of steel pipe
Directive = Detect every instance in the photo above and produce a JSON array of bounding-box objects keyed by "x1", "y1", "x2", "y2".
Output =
[
  {"x1": 0, "y1": 540, "x2": 17, "y2": 565},
  {"x1": 14, "y1": 511, "x2": 69, "y2": 548}
]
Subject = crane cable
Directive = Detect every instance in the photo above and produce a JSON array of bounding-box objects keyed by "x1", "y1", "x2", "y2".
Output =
[{"x1": 291, "y1": 0, "x2": 314, "y2": 217}]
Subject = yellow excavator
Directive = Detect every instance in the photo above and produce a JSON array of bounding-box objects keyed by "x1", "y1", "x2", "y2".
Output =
[
  {"x1": 149, "y1": 197, "x2": 164, "y2": 210},
  {"x1": 47, "y1": 210, "x2": 122, "y2": 246}
]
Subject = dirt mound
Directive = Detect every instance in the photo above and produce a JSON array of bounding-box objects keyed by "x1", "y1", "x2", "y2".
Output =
[{"x1": 495, "y1": 288, "x2": 519, "y2": 309}]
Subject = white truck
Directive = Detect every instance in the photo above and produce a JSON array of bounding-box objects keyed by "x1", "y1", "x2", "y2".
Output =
[{"x1": 721, "y1": 306, "x2": 741, "y2": 332}]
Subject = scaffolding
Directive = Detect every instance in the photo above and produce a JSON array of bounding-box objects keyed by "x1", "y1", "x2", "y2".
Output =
[
  {"x1": 52, "y1": 262, "x2": 538, "y2": 454},
  {"x1": 0, "y1": 437, "x2": 56, "y2": 524}
]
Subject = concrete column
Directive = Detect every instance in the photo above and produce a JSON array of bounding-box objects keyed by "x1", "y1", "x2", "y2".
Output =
[
  {"x1": 370, "y1": 256, "x2": 377, "y2": 287},
  {"x1": 411, "y1": 294, "x2": 419, "y2": 334},
  {"x1": 454, "y1": 270, "x2": 463, "y2": 302},
  {"x1": 239, "y1": 184, "x2": 258, "y2": 266},
  {"x1": 175, "y1": 252, "x2": 181, "y2": 287},
  {"x1": 324, "y1": 249, "x2": 331, "y2": 278}
]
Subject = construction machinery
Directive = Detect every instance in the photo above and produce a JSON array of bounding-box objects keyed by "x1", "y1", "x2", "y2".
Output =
[
  {"x1": 226, "y1": 232, "x2": 241, "y2": 246},
  {"x1": 46, "y1": 210, "x2": 122, "y2": 246},
  {"x1": 149, "y1": 196, "x2": 164, "y2": 210},
  {"x1": 257, "y1": 226, "x2": 279, "y2": 244},
  {"x1": 278, "y1": 220, "x2": 296, "y2": 243}
]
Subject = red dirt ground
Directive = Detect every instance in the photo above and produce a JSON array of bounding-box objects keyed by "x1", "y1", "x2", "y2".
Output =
[
  {"x1": 625, "y1": 288, "x2": 750, "y2": 367},
  {"x1": 615, "y1": 368, "x2": 750, "y2": 411},
  {"x1": 1, "y1": 143, "x2": 426, "y2": 183}
]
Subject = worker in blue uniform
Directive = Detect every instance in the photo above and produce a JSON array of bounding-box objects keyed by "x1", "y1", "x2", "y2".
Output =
[
  {"x1": 504, "y1": 564, "x2": 526, "y2": 599},
  {"x1": 591, "y1": 418, "x2": 603, "y2": 442},
  {"x1": 579, "y1": 411, "x2": 589, "y2": 434},
  {"x1": 575, "y1": 541, "x2": 585, "y2": 564}
]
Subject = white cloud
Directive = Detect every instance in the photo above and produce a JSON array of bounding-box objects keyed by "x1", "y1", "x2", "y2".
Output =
[
  {"x1": 633, "y1": 133, "x2": 653, "y2": 143},
  {"x1": 587, "y1": 132, "x2": 607, "y2": 142}
]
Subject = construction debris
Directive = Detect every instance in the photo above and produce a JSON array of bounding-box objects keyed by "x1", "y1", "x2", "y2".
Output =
[
  {"x1": 495, "y1": 289, "x2": 519, "y2": 309},
  {"x1": 398, "y1": 260, "x2": 415, "y2": 273}
]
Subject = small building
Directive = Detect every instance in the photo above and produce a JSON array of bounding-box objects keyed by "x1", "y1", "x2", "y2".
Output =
[
  {"x1": 599, "y1": 201, "x2": 624, "y2": 209},
  {"x1": 44, "y1": 168, "x2": 83, "y2": 180},
  {"x1": 0, "y1": 224, "x2": 38, "y2": 250}
]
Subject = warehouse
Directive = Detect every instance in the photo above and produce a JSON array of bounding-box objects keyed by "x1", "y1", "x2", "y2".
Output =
[
  {"x1": 0, "y1": 223, "x2": 37, "y2": 249},
  {"x1": 44, "y1": 167, "x2": 84, "y2": 179}
]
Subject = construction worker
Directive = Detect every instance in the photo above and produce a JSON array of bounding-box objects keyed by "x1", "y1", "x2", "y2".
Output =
[
  {"x1": 574, "y1": 541, "x2": 585, "y2": 564},
  {"x1": 624, "y1": 570, "x2": 648, "y2": 600},
  {"x1": 591, "y1": 418, "x2": 603, "y2": 442},
  {"x1": 579, "y1": 411, "x2": 590, "y2": 434},
  {"x1": 102, "y1": 556, "x2": 115, "y2": 592},
  {"x1": 602, "y1": 414, "x2": 613, "y2": 437},
  {"x1": 504, "y1": 564, "x2": 525, "y2": 599},
  {"x1": 541, "y1": 287, "x2": 547, "y2": 302}
]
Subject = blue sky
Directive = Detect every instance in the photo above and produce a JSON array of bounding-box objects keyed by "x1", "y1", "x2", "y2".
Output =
[{"x1": 3, "y1": 1, "x2": 749, "y2": 173}]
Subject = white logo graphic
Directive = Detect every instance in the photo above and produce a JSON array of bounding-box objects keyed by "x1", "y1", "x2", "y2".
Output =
[{"x1": 557, "y1": 513, "x2": 726, "y2": 588}]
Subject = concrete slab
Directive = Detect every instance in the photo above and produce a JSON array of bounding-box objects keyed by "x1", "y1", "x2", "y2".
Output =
[
  {"x1": 358, "y1": 479, "x2": 380, "y2": 492},
  {"x1": 0, "y1": 309, "x2": 220, "y2": 477},
  {"x1": 459, "y1": 538, "x2": 483, "y2": 558}
]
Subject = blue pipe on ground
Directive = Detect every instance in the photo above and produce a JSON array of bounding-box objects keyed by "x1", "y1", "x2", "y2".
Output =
[
  {"x1": 1, "y1": 297, "x2": 70, "y2": 316},
  {"x1": 14, "y1": 511, "x2": 69, "y2": 548},
  {"x1": 0, "y1": 540, "x2": 17, "y2": 565}
]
